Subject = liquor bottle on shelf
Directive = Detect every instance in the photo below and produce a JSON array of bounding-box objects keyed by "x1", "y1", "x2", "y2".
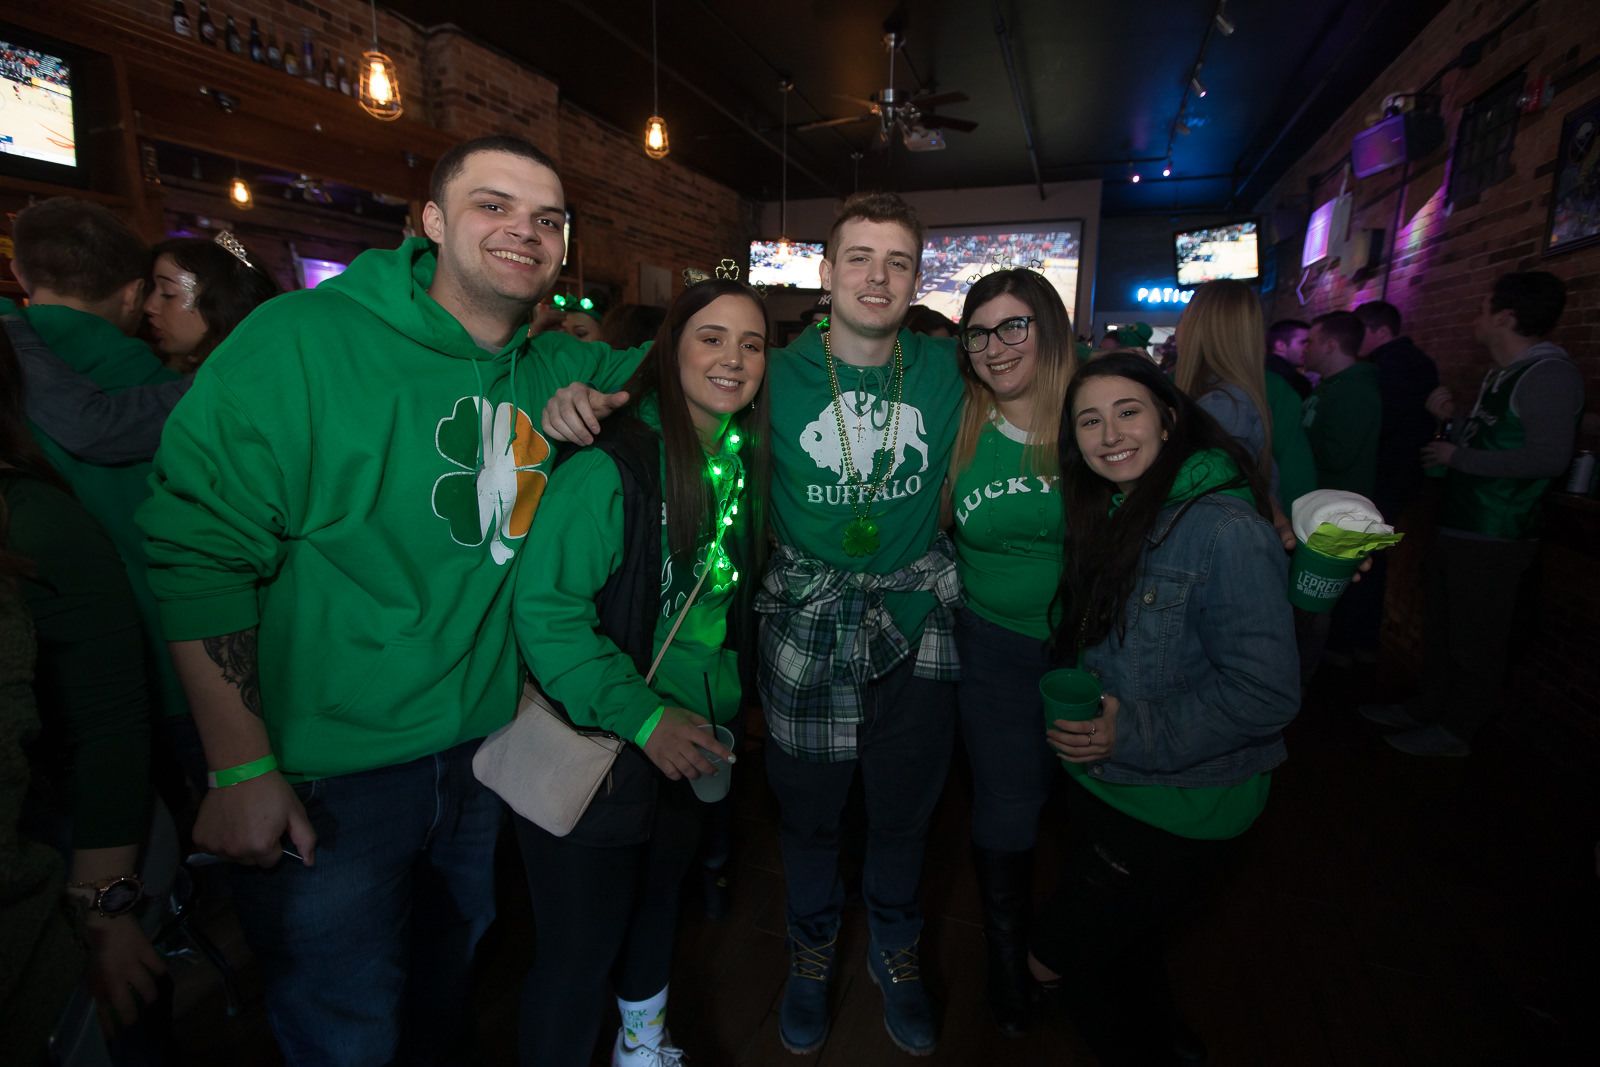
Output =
[
  {"x1": 248, "y1": 18, "x2": 264, "y2": 63},
  {"x1": 337, "y1": 53, "x2": 352, "y2": 95},
  {"x1": 322, "y1": 51, "x2": 337, "y2": 91},
  {"x1": 171, "y1": 1, "x2": 192, "y2": 39},
  {"x1": 225, "y1": 14, "x2": 242, "y2": 55},
  {"x1": 267, "y1": 24, "x2": 283, "y2": 70},
  {"x1": 198, "y1": 1, "x2": 217, "y2": 45},
  {"x1": 302, "y1": 30, "x2": 318, "y2": 84},
  {"x1": 283, "y1": 31, "x2": 300, "y2": 76}
]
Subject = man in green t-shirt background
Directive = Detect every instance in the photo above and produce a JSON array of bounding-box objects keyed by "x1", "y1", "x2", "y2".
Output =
[{"x1": 1302, "y1": 310, "x2": 1381, "y2": 496}]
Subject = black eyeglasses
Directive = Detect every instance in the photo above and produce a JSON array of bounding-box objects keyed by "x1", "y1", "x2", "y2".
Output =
[{"x1": 959, "y1": 315, "x2": 1036, "y2": 354}]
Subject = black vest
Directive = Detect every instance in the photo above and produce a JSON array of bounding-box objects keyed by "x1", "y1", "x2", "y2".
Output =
[{"x1": 546, "y1": 416, "x2": 756, "y2": 846}]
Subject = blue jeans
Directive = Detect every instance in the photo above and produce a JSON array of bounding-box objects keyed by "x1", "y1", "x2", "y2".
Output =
[
  {"x1": 765, "y1": 654, "x2": 955, "y2": 949},
  {"x1": 955, "y1": 609, "x2": 1058, "y2": 852},
  {"x1": 227, "y1": 739, "x2": 503, "y2": 1067}
]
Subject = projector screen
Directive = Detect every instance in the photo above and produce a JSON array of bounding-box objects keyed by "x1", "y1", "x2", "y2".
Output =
[
  {"x1": 1175, "y1": 220, "x2": 1259, "y2": 286},
  {"x1": 914, "y1": 222, "x2": 1082, "y2": 323},
  {"x1": 749, "y1": 240, "x2": 825, "y2": 288},
  {"x1": 0, "y1": 35, "x2": 75, "y2": 169}
]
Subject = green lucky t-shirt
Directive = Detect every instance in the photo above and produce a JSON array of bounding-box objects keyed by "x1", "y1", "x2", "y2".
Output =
[
  {"x1": 767, "y1": 324, "x2": 964, "y2": 640},
  {"x1": 1301, "y1": 361, "x2": 1381, "y2": 497},
  {"x1": 4, "y1": 298, "x2": 187, "y2": 718},
  {"x1": 1066, "y1": 448, "x2": 1271, "y2": 840},
  {"x1": 513, "y1": 406, "x2": 744, "y2": 747},
  {"x1": 951, "y1": 414, "x2": 1064, "y2": 640}
]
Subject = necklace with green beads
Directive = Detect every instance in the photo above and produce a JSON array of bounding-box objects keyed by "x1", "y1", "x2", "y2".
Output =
[{"x1": 823, "y1": 326, "x2": 905, "y2": 557}]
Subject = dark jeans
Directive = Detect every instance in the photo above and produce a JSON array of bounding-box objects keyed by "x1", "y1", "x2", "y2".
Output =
[
  {"x1": 765, "y1": 654, "x2": 956, "y2": 948},
  {"x1": 227, "y1": 740, "x2": 502, "y2": 1067},
  {"x1": 513, "y1": 782, "x2": 706, "y2": 1067},
  {"x1": 954, "y1": 609, "x2": 1057, "y2": 852},
  {"x1": 1421, "y1": 532, "x2": 1539, "y2": 742},
  {"x1": 1032, "y1": 785, "x2": 1234, "y2": 1067}
]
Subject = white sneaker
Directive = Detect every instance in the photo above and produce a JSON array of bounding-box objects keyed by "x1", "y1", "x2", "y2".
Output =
[{"x1": 612, "y1": 1027, "x2": 686, "y2": 1067}]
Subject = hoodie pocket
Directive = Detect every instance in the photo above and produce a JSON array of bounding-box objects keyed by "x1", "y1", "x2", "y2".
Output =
[{"x1": 324, "y1": 637, "x2": 475, "y2": 733}]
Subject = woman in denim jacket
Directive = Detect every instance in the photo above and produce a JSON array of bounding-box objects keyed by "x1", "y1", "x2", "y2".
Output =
[{"x1": 1030, "y1": 353, "x2": 1300, "y2": 1066}]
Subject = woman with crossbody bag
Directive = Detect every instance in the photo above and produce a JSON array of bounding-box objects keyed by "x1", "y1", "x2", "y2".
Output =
[{"x1": 509, "y1": 275, "x2": 769, "y2": 1067}]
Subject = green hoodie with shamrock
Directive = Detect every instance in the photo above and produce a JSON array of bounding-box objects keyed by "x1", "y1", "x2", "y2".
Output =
[
  {"x1": 767, "y1": 323, "x2": 964, "y2": 639},
  {"x1": 137, "y1": 237, "x2": 643, "y2": 781}
]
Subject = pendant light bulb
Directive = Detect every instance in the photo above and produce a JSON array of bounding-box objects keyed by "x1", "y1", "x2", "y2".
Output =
[
  {"x1": 644, "y1": 0, "x2": 669, "y2": 160},
  {"x1": 229, "y1": 174, "x2": 254, "y2": 209},
  {"x1": 357, "y1": 2, "x2": 402, "y2": 120},
  {"x1": 644, "y1": 115, "x2": 670, "y2": 159}
]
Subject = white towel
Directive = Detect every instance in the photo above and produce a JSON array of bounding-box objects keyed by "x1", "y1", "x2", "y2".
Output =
[{"x1": 1290, "y1": 489, "x2": 1393, "y2": 543}]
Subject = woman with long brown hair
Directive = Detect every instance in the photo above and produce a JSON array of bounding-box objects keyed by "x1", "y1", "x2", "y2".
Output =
[{"x1": 510, "y1": 275, "x2": 770, "y2": 1067}]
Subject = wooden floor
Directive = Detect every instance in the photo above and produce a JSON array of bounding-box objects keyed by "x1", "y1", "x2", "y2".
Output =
[{"x1": 172, "y1": 663, "x2": 1598, "y2": 1066}]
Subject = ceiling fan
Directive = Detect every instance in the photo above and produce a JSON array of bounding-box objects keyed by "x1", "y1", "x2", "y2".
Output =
[{"x1": 796, "y1": 31, "x2": 977, "y2": 152}]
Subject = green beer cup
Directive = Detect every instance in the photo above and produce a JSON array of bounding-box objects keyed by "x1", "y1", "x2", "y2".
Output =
[
  {"x1": 1040, "y1": 668, "x2": 1103, "y2": 726},
  {"x1": 1286, "y1": 542, "x2": 1363, "y2": 613}
]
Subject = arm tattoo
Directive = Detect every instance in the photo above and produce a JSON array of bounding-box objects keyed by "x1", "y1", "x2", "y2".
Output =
[{"x1": 203, "y1": 628, "x2": 262, "y2": 717}]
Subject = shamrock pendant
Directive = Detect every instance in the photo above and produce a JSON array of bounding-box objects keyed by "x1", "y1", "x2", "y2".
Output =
[{"x1": 843, "y1": 516, "x2": 880, "y2": 557}]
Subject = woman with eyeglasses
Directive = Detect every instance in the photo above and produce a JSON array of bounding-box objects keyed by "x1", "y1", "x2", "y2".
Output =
[{"x1": 947, "y1": 268, "x2": 1076, "y2": 1037}]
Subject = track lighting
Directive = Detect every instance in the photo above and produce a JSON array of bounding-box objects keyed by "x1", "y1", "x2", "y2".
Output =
[{"x1": 1191, "y1": 76, "x2": 1207, "y2": 99}]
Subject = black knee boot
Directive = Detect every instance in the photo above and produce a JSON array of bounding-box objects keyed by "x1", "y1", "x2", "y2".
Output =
[{"x1": 971, "y1": 845, "x2": 1034, "y2": 1037}]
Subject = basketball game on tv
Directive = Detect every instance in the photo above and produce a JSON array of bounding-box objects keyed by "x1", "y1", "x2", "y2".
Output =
[
  {"x1": 0, "y1": 38, "x2": 75, "y2": 169},
  {"x1": 1175, "y1": 220, "x2": 1259, "y2": 286},
  {"x1": 914, "y1": 223, "x2": 1082, "y2": 321},
  {"x1": 749, "y1": 239, "x2": 826, "y2": 288}
]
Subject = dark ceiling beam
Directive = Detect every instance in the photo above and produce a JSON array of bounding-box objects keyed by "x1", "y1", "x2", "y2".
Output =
[
  {"x1": 550, "y1": 0, "x2": 840, "y2": 197},
  {"x1": 991, "y1": 0, "x2": 1046, "y2": 202}
]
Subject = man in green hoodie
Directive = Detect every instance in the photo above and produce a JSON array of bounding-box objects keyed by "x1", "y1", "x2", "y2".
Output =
[{"x1": 137, "y1": 135, "x2": 645, "y2": 1064}]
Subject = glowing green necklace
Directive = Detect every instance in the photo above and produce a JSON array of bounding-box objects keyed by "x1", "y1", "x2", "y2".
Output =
[{"x1": 703, "y1": 426, "x2": 746, "y2": 594}]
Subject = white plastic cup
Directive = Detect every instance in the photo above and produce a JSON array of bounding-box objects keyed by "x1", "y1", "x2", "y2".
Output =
[{"x1": 690, "y1": 723, "x2": 736, "y2": 803}]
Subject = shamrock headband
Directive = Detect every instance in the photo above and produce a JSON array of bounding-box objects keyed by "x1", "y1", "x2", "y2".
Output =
[{"x1": 683, "y1": 258, "x2": 767, "y2": 298}]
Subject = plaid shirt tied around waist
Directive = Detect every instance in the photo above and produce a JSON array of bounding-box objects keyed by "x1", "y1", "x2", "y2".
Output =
[{"x1": 754, "y1": 534, "x2": 962, "y2": 761}]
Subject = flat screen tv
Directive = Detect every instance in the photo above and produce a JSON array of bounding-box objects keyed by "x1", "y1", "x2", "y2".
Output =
[
  {"x1": 0, "y1": 25, "x2": 85, "y2": 185},
  {"x1": 914, "y1": 221, "x2": 1082, "y2": 323},
  {"x1": 1302, "y1": 200, "x2": 1337, "y2": 268},
  {"x1": 749, "y1": 239, "x2": 825, "y2": 288},
  {"x1": 1174, "y1": 220, "x2": 1259, "y2": 287}
]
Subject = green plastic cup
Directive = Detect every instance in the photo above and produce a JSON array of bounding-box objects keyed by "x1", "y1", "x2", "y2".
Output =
[
  {"x1": 1040, "y1": 669, "x2": 1103, "y2": 726},
  {"x1": 690, "y1": 724, "x2": 736, "y2": 803},
  {"x1": 1287, "y1": 542, "x2": 1363, "y2": 613}
]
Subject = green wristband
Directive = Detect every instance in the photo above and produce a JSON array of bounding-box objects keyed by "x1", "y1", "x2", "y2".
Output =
[{"x1": 208, "y1": 753, "x2": 279, "y2": 788}]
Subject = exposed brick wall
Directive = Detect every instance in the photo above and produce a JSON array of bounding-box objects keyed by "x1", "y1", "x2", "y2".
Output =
[
  {"x1": 1254, "y1": 0, "x2": 1600, "y2": 731},
  {"x1": 422, "y1": 28, "x2": 560, "y2": 152},
  {"x1": 91, "y1": 2, "x2": 754, "y2": 298},
  {"x1": 1256, "y1": 0, "x2": 1600, "y2": 402},
  {"x1": 558, "y1": 103, "x2": 752, "y2": 303}
]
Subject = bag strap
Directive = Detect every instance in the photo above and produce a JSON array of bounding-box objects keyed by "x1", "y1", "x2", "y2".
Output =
[{"x1": 644, "y1": 559, "x2": 711, "y2": 684}]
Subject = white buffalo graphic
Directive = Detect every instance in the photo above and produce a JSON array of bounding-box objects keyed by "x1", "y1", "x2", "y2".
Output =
[{"x1": 800, "y1": 399, "x2": 931, "y2": 485}]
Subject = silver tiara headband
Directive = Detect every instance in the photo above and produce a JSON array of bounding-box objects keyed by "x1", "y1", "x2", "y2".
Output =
[{"x1": 213, "y1": 231, "x2": 256, "y2": 270}]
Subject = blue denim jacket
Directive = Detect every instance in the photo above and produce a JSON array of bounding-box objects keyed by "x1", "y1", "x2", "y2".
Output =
[{"x1": 1081, "y1": 493, "x2": 1300, "y2": 788}]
